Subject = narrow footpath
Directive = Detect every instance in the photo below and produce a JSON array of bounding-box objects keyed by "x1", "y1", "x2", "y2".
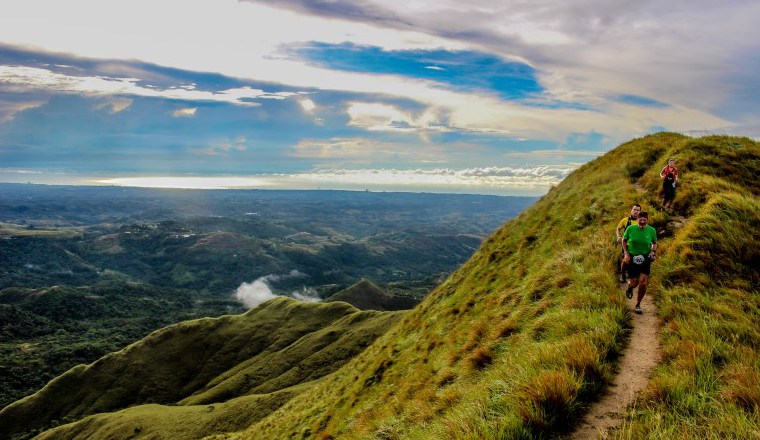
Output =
[{"x1": 569, "y1": 282, "x2": 662, "y2": 439}]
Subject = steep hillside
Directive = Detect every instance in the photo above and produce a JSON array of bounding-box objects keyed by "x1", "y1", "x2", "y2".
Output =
[
  {"x1": 11, "y1": 133, "x2": 759, "y2": 439},
  {"x1": 325, "y1": 279, "x2": 421, "y2": 311},
  {"x1": 0, "y1": 299, "x2": 402, "y2": 439},
  {"x1": 232, "y1": 134, "x2": 759, "y2": 439}
]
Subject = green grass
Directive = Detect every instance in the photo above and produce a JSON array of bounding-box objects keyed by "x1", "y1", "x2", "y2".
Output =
[
  {"x1": 35, "y1": 385, "x2": 310, "y2": 440},
  {"x1": 9, "y1": 133, "x2": 759, "y2": 439},
  {"x1": 0, "y1": 298, "x2": 402, "y2": 439}
]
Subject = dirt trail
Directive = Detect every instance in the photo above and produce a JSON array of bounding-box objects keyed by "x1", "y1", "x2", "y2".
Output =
[{"x1": 569, "y1": 283, "x2": 662, "y2": 439}]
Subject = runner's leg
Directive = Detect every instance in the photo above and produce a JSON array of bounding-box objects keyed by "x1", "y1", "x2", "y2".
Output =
[{"x1": 636, "y1": 274, "x2": 649, "y2": 306}]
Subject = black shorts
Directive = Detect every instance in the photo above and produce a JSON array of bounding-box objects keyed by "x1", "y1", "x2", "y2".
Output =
[
  {"x1": 663, "y1": 179, "x2": 676, "y2": 200},
  {"x1": 627, "y1": 255, "x2": 652, "y2": 278}
]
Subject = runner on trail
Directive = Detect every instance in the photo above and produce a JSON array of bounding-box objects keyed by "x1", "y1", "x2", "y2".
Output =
[
  {"x1": 616, "y1": 204, "x2": 641, "y2": 283},
  {"x1": 660, "y1": 159, "x2": 679, "y2": 211},
  {"x1": 622, "y1": 211, "x2": 657, "y2": 314}
]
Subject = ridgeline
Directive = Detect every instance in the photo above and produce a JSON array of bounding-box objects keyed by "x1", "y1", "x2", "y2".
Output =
[{"x1": 1, "y1": 133, "x2": 758, "y2": 439}]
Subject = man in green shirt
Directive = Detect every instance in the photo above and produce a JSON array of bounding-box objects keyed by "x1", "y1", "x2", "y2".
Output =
[
  {"x1": 622, "y1": 211, "x2": 657, "y2": 314},
  {"x1": 616, "y1": 204, "x2": 641, "y2": 283}
]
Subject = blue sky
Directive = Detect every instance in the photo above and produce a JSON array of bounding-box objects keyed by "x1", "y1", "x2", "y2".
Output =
[{"x1": 1, "y1": 0, "x2": 758, "y2": 195}]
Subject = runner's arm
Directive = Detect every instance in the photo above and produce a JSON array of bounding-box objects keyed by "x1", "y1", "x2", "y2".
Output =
[{"x1": 616, "y1": 218, "x2": 626, "y2": 242}]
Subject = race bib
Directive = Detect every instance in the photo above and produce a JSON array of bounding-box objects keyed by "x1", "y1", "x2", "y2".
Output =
[{"x1": 633, "y1": 255, "x2": 646, "y2": 265}]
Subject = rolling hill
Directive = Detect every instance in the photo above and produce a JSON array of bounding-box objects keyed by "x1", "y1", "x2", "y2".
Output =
[
  {"x1": 324, "y1": 279, "x2": 420, "y2": 311},
  {"x1": 2, "y1": 133, "x2": 758, "y2": 439},
  {"x1": 0, "y1": 299, "x2": 402, "y2": 439}
]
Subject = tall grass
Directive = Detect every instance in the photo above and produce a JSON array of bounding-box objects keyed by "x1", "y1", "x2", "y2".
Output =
[{"x1": 613, "y1": 179, "x2": 760, "y2": 438}]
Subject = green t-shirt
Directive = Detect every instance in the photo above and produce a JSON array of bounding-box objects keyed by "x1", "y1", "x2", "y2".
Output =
[{"x1": 623, "y1": 224, "x2": 657, "y2": 255}]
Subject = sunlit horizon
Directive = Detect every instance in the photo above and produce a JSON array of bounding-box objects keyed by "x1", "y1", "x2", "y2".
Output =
[
  {"x1": 0, "y1": 166, "x2": 574, "y2": 196},
  {"x1": 94, "y1": 167, "x2": 569, "y2": 196}
]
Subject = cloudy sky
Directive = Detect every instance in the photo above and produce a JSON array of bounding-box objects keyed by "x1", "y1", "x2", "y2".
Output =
[{"x1": 1, "y1": 0, "x2": 758, "y2": 195}]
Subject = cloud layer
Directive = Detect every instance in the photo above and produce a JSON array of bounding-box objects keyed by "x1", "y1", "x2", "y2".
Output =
[{"x1": 1, "y1": 0, "x2": 758, "y2": 194}]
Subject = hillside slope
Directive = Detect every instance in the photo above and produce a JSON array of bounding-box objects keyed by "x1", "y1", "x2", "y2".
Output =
[
  {"x1": 0, "y1": 298, "x2": 402, "y2": 439},
  {"x1": 234, "y1": 133, "x2": 759, "y2": 439},
  {"x1": 14, "y1": 133, "x2": 760, "y2": 439}
]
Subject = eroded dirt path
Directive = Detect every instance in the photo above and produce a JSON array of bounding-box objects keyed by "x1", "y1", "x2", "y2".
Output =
[{"x1": 569, "y1": 283, "x2": 662, "y2": 439}]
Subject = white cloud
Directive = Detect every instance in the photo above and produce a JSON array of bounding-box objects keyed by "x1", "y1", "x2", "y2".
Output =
[
  {"x1": 0, "y1": 0, "x2": 755, "y2": 148},
  {"x1": 0, "y1": 168, "x2": 44, "y2": 174},
  {"x1": 346, "y1": 102, "x2": 453, "y2": 134},
  {"x1": 503, "y1": 149, "x2": 604, "y2": 158},
  {"x1": 299, "y1": 98, "x2": 316, "y2": 112},
  {"x1": 0, "y1": 99, "x2": 47, "y2": 122},
  {"x1": 291, "y1": 137, "x2": 410, "y2": 160},
  {"x1": 235, "y1": 276, "x2": 278, "y2": 308},
  {"x1": 234, "y1": 271, "x2": 314, "y2": 308},
  {"x1": 0, "y1": 65, "x2": 304, "y2": 106},
  {"x1": 94, "y1": 97, "x2": 133, "y2": 113},
  {"x1": 172, "y1": 107, "x2": 197, "y2": 117},
  {"x1": 95, "y1": 165, "x2": 576, "y2": 195},
  {"x1": 287, "y1": 166, "x2": 574, "y2": 189},
  {"x1": 97, "y1": 176, "x2": 272, "y2": 189},
  {"x1": 292, "y1": 288, "x2": 321, "y2": 303}
]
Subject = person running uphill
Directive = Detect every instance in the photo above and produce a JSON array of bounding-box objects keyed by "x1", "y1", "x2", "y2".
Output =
[
  {"x1": 616, "y1": 204, "x2": 641, "y2": 283},
  {"x1": 660, "y1": 159, "x2": 679, "y2": 211},
  {"x1": 623, "y1": 211, "x2": 657, "y2": 314}
]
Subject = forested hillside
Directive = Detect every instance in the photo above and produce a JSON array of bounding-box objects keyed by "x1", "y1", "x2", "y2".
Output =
[{"x1": 0, "y1": 189, "x2": 532, "y2": 409}]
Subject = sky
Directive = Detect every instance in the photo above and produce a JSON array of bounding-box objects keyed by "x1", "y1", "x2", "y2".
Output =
[{"x1": 1, "y1": 0, "x2": 758, "y2": 195}]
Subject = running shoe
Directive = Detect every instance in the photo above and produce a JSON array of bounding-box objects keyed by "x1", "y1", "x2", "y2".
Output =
[
  {"x1": 626, "y1": 285, "x2": 634, "y2": 299},
  {"x1": 635, "y1": 305, "x2": 643, "y2": 314}
]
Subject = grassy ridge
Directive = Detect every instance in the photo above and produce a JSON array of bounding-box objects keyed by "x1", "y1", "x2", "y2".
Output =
[
  {"x1": 13, "y1": 133, "x2": 759, "y2": 439},
  {"x1": 34, "y1": 383, "x2": 311, "y2": 440},
  {"x1": 613, "y1": 136, "x2": 760, "y2": 439},
  {"x1": 0, "y1": 298, "x2": 402, "y2": 439}
]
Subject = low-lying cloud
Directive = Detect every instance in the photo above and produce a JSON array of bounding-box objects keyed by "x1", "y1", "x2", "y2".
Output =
[
  {"x1": 234, "y1": 270, "x2": 317, "y2": 308},
  {"x1": 97, "y1": 165, "x2": 578, "y2": 195}
]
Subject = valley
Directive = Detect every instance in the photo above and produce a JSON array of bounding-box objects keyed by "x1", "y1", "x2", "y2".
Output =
[{"x1": 0, "y1": 185, "x2": 535, "y2": 409}]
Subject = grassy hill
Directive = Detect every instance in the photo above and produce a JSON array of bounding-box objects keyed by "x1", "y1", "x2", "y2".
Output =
[
  {"x1": 5, "y1": 133, "x2": 758, "y2": 439},
  {"x1": 325, "y1": 279, "x2": 420, "y2": 311},
  {"x1": 0, "y1": 299, "x2": 402, "y2": 439}
]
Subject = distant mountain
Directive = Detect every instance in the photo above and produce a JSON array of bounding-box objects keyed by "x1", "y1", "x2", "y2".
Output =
[{"x1": 325, "y1": 279, "x2": 420, "y2": 311}]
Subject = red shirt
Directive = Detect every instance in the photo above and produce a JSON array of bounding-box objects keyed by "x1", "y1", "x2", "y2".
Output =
[{"x1": 660, "y1": 164, "x2": 677, "y2": 179}]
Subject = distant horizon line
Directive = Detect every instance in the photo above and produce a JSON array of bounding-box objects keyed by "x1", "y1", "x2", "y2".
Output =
[
  {"x1": 0, "y1": 169, "x2": 568, "y2": 196},
  {"x1": 0, "y1": 181, "x2": 542, "y2": 198}
]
